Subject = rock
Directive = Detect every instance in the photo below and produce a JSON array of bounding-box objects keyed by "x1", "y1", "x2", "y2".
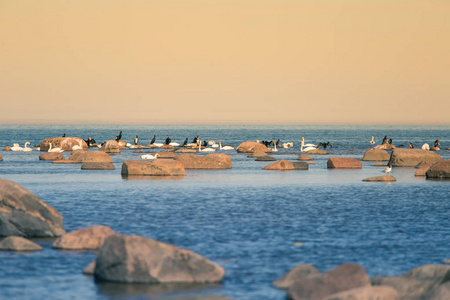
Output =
[
  {"x1": 52, "y1": 225, "x2": 115, "y2": 250},
  {"x1": 0, "y1": 236, "x2": 43, "y2": 251},
  {"x1": 442, "y1": 259, "x2": 450, "y2": 264},
  {"x1": 305, "y1": 149, "x2": 328, "y2": 155},
  {"x1": 174, "y1": 148, "x2": 197, "y2": 153},
  {"x1": 52, "y1": 160, "x2": 78, "y2": 164},
  {"x1": 99, "y1": 140, "x2": 121, "y2": 153},
  {"x1": 121, "y1": 159, "x2": 186, "y2": 176},
  {"x1": 0, "y1": 153, "x2": 2, "y2": 161},
  {"x1": 292, "y1": 162, "x2": 309, "y2": 170},
  {"x1": 426, "y1": 160, "x2": 450, "y2": 179},
  {"x1": 175, "y1": 154, "x2": 232, "y2": 169},
  {"x1": 371, "y1": 264, "x2": 450, "y2": 299},
  {"x1": 236, "y1": 141, "x2": 271, "y2": 153},
  {"x1": 247, "y1": 152, "x2": 268, "y2": 158},
  {"x1": 39, "y1": 152, "x2": 65, "y2": 161},
  {"x1": 362, "y1": 175, "x2": 396, "y2": 182},
  {"x1": 362, "y1": 149, "x2": 391, "y2": 161},
  {"x1": 0, "y1": 179, "x2": 65, "y2": 237},
  {"x1": 287, "y1": 263, "x2": 370, "y2": 300},
  {"x1": 415, "y1": 281, "x2": 450, "y2": 300},
  {"x1": 83, "y1": 261, "x2": 96, "y2": 275},
  {"x1": 40, "y1": 137, "x2": 88, "y2": 152},
  {"x1": 388, "y1": 149, "x2": 442, "y2": 167},
  {"x1": 94, "y1": 234, "x2": 225, "y2": 283},
  {"x1": 272, "y1": 264, "x2": 321, "y2": 289},
  {"x1": 327, "y1": 158, "x2": 362, "y2": 169},
  {"x1": 81, "y1": 162, "x2": 116, "y2": 170},
  {"x1": 415, "y1": 166, "x2": 431, "y2": 176},
  {"x1": 154, "y1": 151, "x2": 176, "y2": 159},
  {"x1": 372, "y1": 162, "x2": 387, "y2": 167},
  {"x1": 159, "y1": 145, "x2": 174, "y2": 149},
  {"x1": 322, "y1": 285, "x2": 398, "y2": 300},
  {"x1": 373, "y1": 144, "x2": 396, "y2": 150},
  {"x1": 415, "y1": 161, "x2": 433, "y2": 169},
  {"x1": 68, "y1": 150, "x2": 113, "y2": 163},
  {"x1": 297, "y1": 154, "x2": 313, "y2": 161},
  {"x1": 263, "y1": 160, "x2": 296, "y2": 171},
  {"x1": 255, "y1": 156, "x2": 276, "y2": 161},
  {"x1": 430, "y1": 146, "x2": 440, "y2": 151},
  {"x1": 3, "y1": 146, "x2": 12, "y2": 151}
]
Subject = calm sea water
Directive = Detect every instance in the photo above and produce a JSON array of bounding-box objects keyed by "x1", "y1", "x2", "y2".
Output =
[{"x1": 0, "y1": 124, "x2": 449, "y2": 300}]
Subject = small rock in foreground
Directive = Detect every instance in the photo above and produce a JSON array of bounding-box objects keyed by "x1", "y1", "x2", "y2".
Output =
[{"x1": 0, "y1": 236, "x2": 43, "y2": 252}]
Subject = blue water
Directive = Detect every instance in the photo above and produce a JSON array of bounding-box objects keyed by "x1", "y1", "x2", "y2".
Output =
[{"x1": 0, "y1": 124, "x2": 449, "y2": 300}]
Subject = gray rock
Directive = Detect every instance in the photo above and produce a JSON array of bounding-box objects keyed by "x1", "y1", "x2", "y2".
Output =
[
  {"x1": 175, "y1": 154, "x2": 232, "y2": 169},
  {"x1": 362, "y1": 149, "x2": 391, "y2": 161},
  {"x1": 415, "y1": 281, "x2": 450, "y2": 300},
  {"x1": 388, "y1": 149, "x2": 442, "y2": 167},
  {"x1": 81, "y1": 162, "x2": 115, "y2": 170},
  {"x1": 323, "y1": 285, "x2": 398, "y2": 300},
  {"x1": 255, "y1": 156, "x2": 276, "y2": 161},
  {"x1": 52, "y1": 225, "x2": 115, "y2": 250},
  {"x1": 68, "y1": 150, "x2": 113, "y2": 163},
  {"x1": 292, "y1": 162, "x2": 309, "y2": 170},
  {"x1": 272, "y1": 264, "x2": 321, "y2": 289},
  {"x1": 426, "y1": 160, "x2": 450, "y2": 179},
  {"x1": 122, "y1": 159, "x2": 186, "y2": 176},
  {"x1": 0, "y1": 236, "x2": 43, "y2": 251}
]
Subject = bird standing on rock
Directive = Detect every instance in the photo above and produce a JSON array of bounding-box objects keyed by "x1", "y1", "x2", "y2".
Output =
[{"x1": 165, "y1": 135, "x2": 171, "y2": 145}]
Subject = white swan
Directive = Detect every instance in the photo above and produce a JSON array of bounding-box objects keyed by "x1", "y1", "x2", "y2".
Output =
[
  {"x1": 370, "y1": 136, "x2": 375, "y2": 145},
  {"x1": 169, "y1": 142, "x2": 180, "y2": 147},
  {"x1": 421, "y1": 143, "x2": 430, "y2": 150},
  {"x1": 282, "y1": 142, "x2": 294, "y2": 148},
  {"x1": 11, "y1": 143, "x2": 24, "y2": 151},
  {"x1": 219, "y1": 140, "x2": 234, "y2": 150},
  {"x1": 152, "y1": 143, "x2": 164, "y2": 147},
  {"x1": 198, "y1": 142, "x2": 215, "y2": 152},
  {"x1": 23, "y1": 142, "x2": 33, "y2": 152},
  {"x1": 272, "y1": 143, "x2": 278, "y2": 152},
  {"x1": 300, "y1": 137, "x2": 317, "y2": 152},
  {"x1": 48, "y1": 142, "x2": 64, "y2": 153},
  {"x1": 140, "y1": 153, "x2": 159, "y2": 160}
]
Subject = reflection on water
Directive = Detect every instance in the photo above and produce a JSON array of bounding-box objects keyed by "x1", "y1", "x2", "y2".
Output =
[{"x1": 122, "y1": 175, "x2": 186, "y2": 181}]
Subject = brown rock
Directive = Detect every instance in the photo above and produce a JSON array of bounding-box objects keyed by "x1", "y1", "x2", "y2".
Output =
[
  {"x1": 426, "y1": 160, "x2": 450, "y2": 179},
  {"x1": 154, "y1": 151, "x2": 176, "y2": 159},
  {"x1": 83, "y1": 261, "x2": 96, "y2": 275},
  {"x1": 3, "y1": 146, "x2": 12, "y2": 151},
  {"x1": 117, "y1": 140, "x2": 127, "y2": 148},
  {"x1": 40, "y1": 137, "x2": 88, "y2": 152},
  {"x1": 263, "y1": 160, "x2": 295, "y2": 171},
  {"x1": 0, "y1": 236, "x2": 43, "y2": 251},
  {"x1": 52, "y1": 160, "x2": 78, "y2": 164},
  {"x1": 52, "y1": 225, "x2": 115, "y2": 250},
  {"x1": 0, "y1": 153, "x2": 2, "y2": 161},
  {"x1": 0, "y1": 179, "x2": 65, "y2": 237},
  {"x1": 81, "y1": 163, "x2": 115, "y2": 170},
  {"x1": 371, "y1": 264, "x2": 450, "y2": 299},
  {"x1": 175, "y1": 153, "x2": 232, "y2": 169},
  {"x1": 39, "y1": 152, "x2": 65, "y2": 161},
  {"x1": 388, "y1": 149, "x2": 442, "y2": 167},
  {"x1": 416, "y1": 281, "x2": 450, "y2": 300},
  {"x1": 236, "y1": 141, "x2": 271, "y2": 153},
  {"x1": 297, "y1": 154, "x2": 313, "y2": 161},
  {"x1": 174, "y1": 148, "x2": 197, "y2": 153},
  {"x1": 362, "y1": 149, "x2": 391, "y2": 161},
  {"x1": 430, "y1": 146, "x2": 440, "y2": 151},
  {"x1": 327, "y1": 158, "x2": 362, "y2": 169},
  {"x1": 68, "y1": 150, "x2": 113, "y2": 163},
  {"x1": 247, "y1": 152, "x2": 268, "y2": 158},
  {"x1": 305, "y1": 149, "x2": 328, "y2": 155},
  {"x1": 292, "y1": 162, "x2": 309, "y2": 170},
  {"x1": 255, "y1": 156, "x2": 276, "y2": 161},
  {"x1": 94, "y1": 234, "x2": 225, "y2": 283},
  {"x1": 121, "y1": 159, "x2": 186, "y2": 176},
  {"x1": 287, "y1": 263, "x2": 370, "y2": 300},
  {"x1": 415, "y1": 166, "x2": 431, "y2": 177},
  {"x1": 272, "y1": 264, "x2": 321, "y2": 289},
  {"x1": 373, "y1": 144, "x2": 396, "y2": 150},
  {"x1": 323, "y1": 286, "x2": 398, "y2": 300},
  {"x1": 362, "y1": 175, "x2": 396, "y2": 182},
  {"x1": 99, "y1": 140, "x2": 121, "y2": 153},
  {"x1": 159, "y1": 145, "x2": 174, "y2": 149}
]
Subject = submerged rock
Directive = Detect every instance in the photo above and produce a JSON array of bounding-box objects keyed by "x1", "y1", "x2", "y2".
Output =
[
  {"x1": 81, "y1": 162, "x2": 115, "y2": 170},
  {"x1": 255, "y1": 156, "x2": 276, "y2": 161},
  {"x1": 94, "y1": 234, "x2": 225, "y2": 284},
  {"x1": 0, "y1": 179, "x2": 65, "y2": 237},
  {"x1": 0, "y1": 236, "x2": 43, "y2": 252},
  {"x1": 362, "y1": 175, "x2": 396, "y2": 182}
]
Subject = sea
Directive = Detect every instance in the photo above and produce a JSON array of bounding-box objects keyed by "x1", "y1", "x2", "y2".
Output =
[{"x1": 0, "y1": 124, "x2": 449, "y2": 300}]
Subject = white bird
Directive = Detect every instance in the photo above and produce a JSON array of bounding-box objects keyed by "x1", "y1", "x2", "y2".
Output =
[
  {"x1": 152, "y1": 143, "x2": 164, "y2": 147},
  {"x1": 11, "y1": 143, "x2": 24, "y2": 151},
  {"x1": 169, "y1": 142, "x2": 180, "y2": 147},
  {"x1": 282, "y1": 142, "x2": 294, "y2": 148},
  {"x1": 382, "y1": 165, "x2": 392, "y2": 173},
  {"x1": 300, "y1": 137, "x2": 317, "y2": 152},
  {"x1": 370, "y1": 136, "x2": 375, "y2": 145},
  {"x1": 272, "y1": 143, "x2": 278, "y2": 152},
  {"x1": 48, "y1": 142, "x2": 63, "y2": 153},
  {"x1": 421, "y1": 143, "x2": 430, "y2": 150},
  {"x1": 140, "y1": 153, "x2": 159, "y2": 160},
  {"x1": 22, "y1": 142, "x2": 33, "y2": 152},
  {"x1": 198, "y1": 141, "x2": 215, "y2": 152},
  {"x1": 219, "y1": 140, "x2": 234, "y2": 150}
]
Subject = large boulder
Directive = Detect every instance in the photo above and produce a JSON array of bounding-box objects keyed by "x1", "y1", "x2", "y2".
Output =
[
  {"x1": 94, "y1": 234, "x2": 225, "y2": 283},
  {"x1": 99, "y1": 140, "x2": 121, "y2": 153},
  {"x1": 287, "y1": 263, "x2": 370, "y2": 300},
  {"x1": 0, "y1": 236, "x2": 43, "y2": 251},
  {"x1": 388, "y1": 149, "x2": 442, "y2": 167},
  {"x1": 52, "y1": 225, "x2": 115, "y2": 250},
  {"x1": 0, "y1": 179, "x2": 65, "y2": 237},
  {"x1": 121, "y1": 159, "x2": 186, "y2": 176},
  {"x1": 263, "y1": 160, "x2": 295, "y2": 171},
  {"x1": 416, "y1": 281, "x2": 450, "y2": 300},
  {"x1": 272, "y1": 264, "x2": 321, "y2": 289},
  {"x1": 426, "y1": 160, "x2": 450, "y2": 179},
  {"x1": 362, "y1": 149, "x2": 391, "y2": 161},
  {"x1": 371, "y1": 264, "x2": 450, "y2": 299},
  {"x1": 40, "y1": 137, "x2": 88, "y2": 152},
  {"x1": 68, "y1": 150, "x2": 113, "y2": 163},
  {"x1": 236, "y1": 141, "x2": 271, "y2": 153},
  {"x1": 175, "y1": 153, "x2": 232, "y2": 169},
  {"x1": 39, "y1": 152, "x2": 65, "y2": 161},
  {"x1": 327, "y1": 158, "x2": 362, "y2": 169},
  {"x1": 322, "y1": 286, "x2": 398, "y2": 300}
]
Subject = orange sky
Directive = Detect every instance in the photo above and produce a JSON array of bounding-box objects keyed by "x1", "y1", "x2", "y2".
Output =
[{"x1": 1, "y1": 0, "x2": 449, "y2": 125}]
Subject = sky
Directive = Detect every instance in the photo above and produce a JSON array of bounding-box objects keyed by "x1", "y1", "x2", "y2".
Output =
[{"x1": 1, "y1": 0, "x2": 449, "y2": 125}]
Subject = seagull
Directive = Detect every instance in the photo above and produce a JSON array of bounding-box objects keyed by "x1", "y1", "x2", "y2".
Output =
[{"x1": 382, "y1": 164, "x2": 392, "y2": 173}]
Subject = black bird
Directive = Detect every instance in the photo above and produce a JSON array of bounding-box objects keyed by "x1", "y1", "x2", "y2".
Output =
[
  {"x1": 202, "y1": 140, "x2": 207, "y2": 147},
  {"x1": 182, "y1": 138, "x2": 188, "y2": 146},
  {"x1": 388, "y1": 138, "x2": 393, "y2": 144},
  {"x1": 268, "y1": 141, "x2": 274, "y2": 146},
  {"x1": 165, "y1": 135, "x2": 171, "y2": 145},
  {"x1": 134, "y1": 135, "x2": 139, "y2": 145},
  {"x1": 116, "y1": 131, "x2": 122, "y2": 141},
  {"x1": 275, "y1": 139, "x2": 280, "y2": 146},
  {"x1": 317, "y1": 142, "x2": 333, "y2": 149},
  {"x1": 85, "y1": 137, "x2": 96, "y2": 147},
  {"x1": 409, "y1": 142, "x2": 414, "y2": 149},
  {"x1": 150, "y1": 135, "x2": 155, "y2": 145},
  {"x1": 62, "y1": 133, "x2": 66, "y2": 137},
  {"x1": 434, "y1": 140, "x2": 440, "y2": 147},
  {"x1": 382, "y1": 135, "x2": 387, "y2": 144}
]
